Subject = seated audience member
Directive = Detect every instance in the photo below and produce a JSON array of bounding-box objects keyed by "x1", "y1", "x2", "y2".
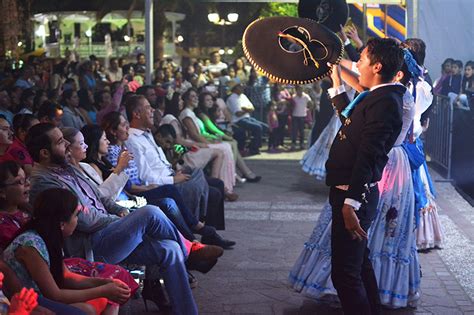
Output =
[
  {"x1": 0, "y1": 161, "x2": 139, "y2": 291},
  {"x1": 18, "y1": 88, "x2": 36, "y2": 114},
  {"x1": 124, "y1": 96, "x2": 235, "y2": 247},
  {"x1": 3, "y1": 188, "x2": 130, "y2": 314},
  {"x1": 61, "y1": 90, "x2": 86, "y2": 129},
  {"x1": 61, "y1": 126, "x2": 130, "y2": 202},
  {"x1": 102, "y1": 112, "x2": 232, "y2": 247},
  {"x1": 0, "y1": 115, "x2": 13, "y2": 160},
  {"x1": 2, "y1": 114, "x2": 39, "y2": 176},
  {"x1": 95, "y1": 79, "x2": 126, "y2": 125},
  {"x1": 161, "y1": 92, "x2": 225, "y2": 180},
  {"x1": 179, "y1": 89, "x2": 237, "y2": 199},
  {"x1": 37, "y1": 101, "x2": 63, "y2": 127},
  {"x1": 196, "y1": 90, "x2": 262, "y2": 184},
  {"x1": 25, "y1": 123, "x2": 221, "y2": 315},
  {"x1": 226, "y1": 84, "x2": 267, "y2": 155},
  {"x1": 0, "y1": 89, "x2": 14, "y2": 125},
  {"x1": 76, "y1": 124, "x2": 202, "y2": 243}
]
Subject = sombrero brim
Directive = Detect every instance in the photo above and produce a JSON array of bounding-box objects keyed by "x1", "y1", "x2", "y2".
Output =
[
  {"x1": 242, "y1": 16, "x2": 344, "y2": 85},
  {"x1": 298, "y1": 0, "x2": 349, "y2": 33}
]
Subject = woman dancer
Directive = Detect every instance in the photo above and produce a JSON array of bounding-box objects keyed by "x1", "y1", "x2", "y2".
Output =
[
  {"x1": 290, "y1": 49, "x2": 422, "y2": 308},
  {"x1": 300, "y1": 85, "x2": 355, "y2": 180}
]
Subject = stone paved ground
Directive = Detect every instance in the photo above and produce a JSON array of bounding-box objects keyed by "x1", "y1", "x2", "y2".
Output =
[{"x1": 125, "y1": 153, "x2": 474, "y2": 314}]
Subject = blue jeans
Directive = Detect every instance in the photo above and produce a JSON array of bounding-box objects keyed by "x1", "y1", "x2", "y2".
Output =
[
  {"x1": 234, "y1": 117, "x2": 268, "y2": 151},
  {"x1": 153, "y1": 197, "x2": 196, "y2": 241},
  {"x1": 90, "y1": 205, "x2": 197, "y2": 315},
  {"x1": 37, "y1": 296, "x2": 86, "y2": 315}
]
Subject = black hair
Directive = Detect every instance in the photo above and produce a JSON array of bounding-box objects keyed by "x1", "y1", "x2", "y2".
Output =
[
  {"x1": 22, "y1": 188, "x2": 79, "y2": 287},
  {"x1": 453, "y1": 60, "x2": 463, "y2": 69},
  {"x1": 136, "y1": 85, "x2": 154, "y2": 96},
  {"x1": 125, "y1": 94, "x2": 146, "y2": 122},
  {"x1": 94, "y1": 90, "x2": 110, "y2": 105},
  {"x1": 403, "y1": 38, "x2": 426, "y2": 65},
  {"x1": 61, "y1": 89, "x2": 76, "y2": 106},
  {"x1": 25, "y1": 123, "x2": 56, "y2": 162},
  {"x1": 157, "y1": 124, "x2": 176, "y2": 139},
  {"x1": 12, "y1": 113, "x2": 38, "y2": 135},
  {"x1": 33, "y1": 89, "x2": 47, "y2": 113},
  {"x1": 77, "y1": 89, "x2": 95, "y2": 112},
  {"x1": 20, "y1": 88, "x2": 36, "y2": 107},
  {"x1": 37, "y1": 101, "x2": 62, "y2": 121},
  {"x1": 0, "y1": 161, "x2": 22, "y2": 209},
  {"x1": 365, "y1": 38, "x2": 404, "y2": 83},
  {"x1": 164, "y1": 92, "x2": 181, "y2": 118},
  {"x1": 182, "y1": 88, "x2": 197, "y2": 104},
  {"x1": 197, "y1": 91, "x2": 214, "y2": 116},
  {"x1": 81, "y1": 124, "x2": 104, "y2": 163},
  {"x1": 101, "y1": 111, "x2": 124, "y2": 145}
]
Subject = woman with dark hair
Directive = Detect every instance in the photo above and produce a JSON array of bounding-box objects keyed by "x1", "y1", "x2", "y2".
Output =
[
  {"x1": 61, "y1": 126, "x2": 130, "y2": 202},
  {"x1": 18, "y1": 88, "x2": 36, "y2": 114},
  {"x1": 197, "y1": 91, "x2": 261, "y2": 182},
  {"x1": 180, "y1": 88, "x2": 238, "y2": 199},
  {"x1": 162, "y1": 91, "x2": 224, "y2": 176},
  {"x1": 2, "y1": 114, "x2": 39, "y2": 176},
  {"x1": 77, "y1": 89, "x2": 97, "y2": 125},
  {"x1": 32, "y1": 89, "x2": 48, "y2": 114},
  {"x1": 61, "y1": 89, "x2": 86, "y2": 129},
  {"x1": 2, "y1": 187, "x2": 132, "y2": 314},
  {"x1": 102, "y1": 111, "x2": 234, "y2": 247},
  {"x1": 0, "y1": 115, "x2": 13, "y2": 159},
  {"x1": 50, "y1": 60, "x2": 68, "y2": 91}
]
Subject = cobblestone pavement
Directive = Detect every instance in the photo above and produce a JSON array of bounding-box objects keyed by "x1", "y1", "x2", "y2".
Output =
[{"x1": 126, "y1": 155, "x2": 474, "y2": 314}]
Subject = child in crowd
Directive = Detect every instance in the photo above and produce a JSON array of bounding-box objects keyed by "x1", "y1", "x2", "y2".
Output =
[
  {"x1": 442, "y1": 60, "x2": 463, "y2": 106},
  {"x1": 267, "y1": 103, "x2": 279, "y2": 153},
  {"x1": 456, "y1": 60, "x2": 474, "y2": 109}
]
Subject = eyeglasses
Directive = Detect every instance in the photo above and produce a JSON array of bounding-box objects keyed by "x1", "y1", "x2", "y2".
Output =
[{"x1": 2, "y1": 178, "x2": 30, "y2": 186}]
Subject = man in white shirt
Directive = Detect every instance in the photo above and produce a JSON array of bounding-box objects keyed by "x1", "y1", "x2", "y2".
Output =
[
  {"x1": 291, "y1": 85, "x2": 313, "y2": 150},
  {"x1": 125, "y1": 95, "x2": 235, "y2": 248},
  {"x1": 206, "y1": 51, "x2": 228, "y2": 85},
  {"x1": 226, "y1": 84, "x2": 268, "y2": 155}
]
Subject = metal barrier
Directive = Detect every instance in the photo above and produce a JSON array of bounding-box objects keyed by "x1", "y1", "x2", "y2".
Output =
[{"x1": 424, "y1": 95, "x2": 453, "y2": 180}]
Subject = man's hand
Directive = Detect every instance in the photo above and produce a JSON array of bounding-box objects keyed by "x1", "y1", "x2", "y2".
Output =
[
  {"x1": 341, "y1": 204, "x2": 367, "y2": 241},
  {"x1": 173, "y1": 171, "x2": 191, "y2": 184},
  {"x1": 328, "y1": 63, "x2": 343, "y2": 88}
]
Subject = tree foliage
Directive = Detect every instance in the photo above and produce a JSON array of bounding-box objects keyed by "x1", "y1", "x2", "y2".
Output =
[{"x1": 259, "y1": 3, "x2": 298, "y2": 18}]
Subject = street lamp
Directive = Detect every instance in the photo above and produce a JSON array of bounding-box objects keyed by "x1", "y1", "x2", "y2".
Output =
[{"x1": 208, "y1": 12, "x2": 239, "y2": 52}]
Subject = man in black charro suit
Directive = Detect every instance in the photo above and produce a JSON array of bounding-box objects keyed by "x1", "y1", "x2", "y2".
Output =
[{"x1": 326, "y1": 38, "x2": 406, "y2": 315}]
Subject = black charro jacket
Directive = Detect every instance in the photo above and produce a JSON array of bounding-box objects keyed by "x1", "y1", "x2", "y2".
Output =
[{"x1": 325, "y1": 84, "x2": 406, "y2": 203}]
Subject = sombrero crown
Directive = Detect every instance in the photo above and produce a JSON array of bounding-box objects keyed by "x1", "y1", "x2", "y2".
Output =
[
  {"x1": 298, "y1": 0, "x2": 349, "y2": 33},
  {"x1": 242, "y1": 16, "x2": 344, "y2": 84}
]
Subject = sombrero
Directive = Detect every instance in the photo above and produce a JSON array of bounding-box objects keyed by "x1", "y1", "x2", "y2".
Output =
[
  {"x1": 298, "y1": 0, "x2": 349, "y2": 33},
  {"x1": 242, "y1": 16, "x2": 344, "y2": 85}
]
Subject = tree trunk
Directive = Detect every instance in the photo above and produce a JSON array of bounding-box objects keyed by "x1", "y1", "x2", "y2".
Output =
[{"x1": 0, "y1": 0, "x2": 22, "y2": 57}]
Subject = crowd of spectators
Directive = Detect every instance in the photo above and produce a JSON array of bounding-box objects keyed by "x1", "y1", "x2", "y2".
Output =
[
  {"x1": 434, "y1": 58, "x2": 474, "y2": 110},
  {"x1": 0, "y1": 42, "x2": 331, "y2": 313}
]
